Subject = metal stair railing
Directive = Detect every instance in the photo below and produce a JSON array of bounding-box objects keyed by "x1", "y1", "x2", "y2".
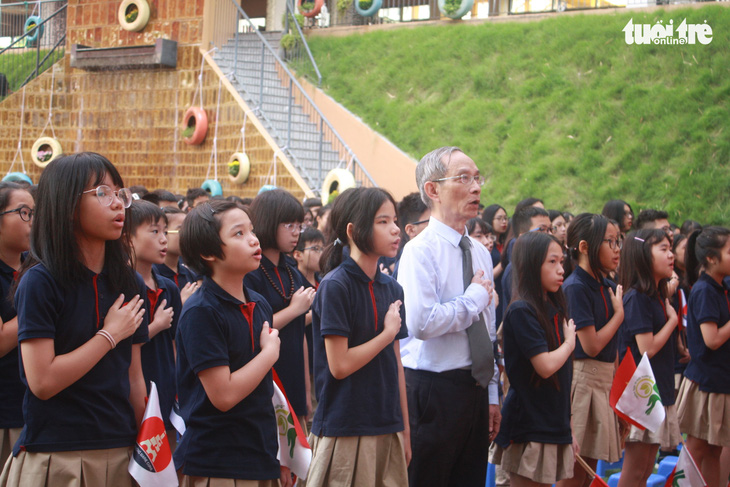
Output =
[
  {"x1": 0, "y1": 1, "x2": 67, "y2": 102},
  {"x1": 283, "y1": 0, "x2": 322, "y2": 87},
  {"x1": 209, "y1": 0, "x2": 377, "y2": 194}
]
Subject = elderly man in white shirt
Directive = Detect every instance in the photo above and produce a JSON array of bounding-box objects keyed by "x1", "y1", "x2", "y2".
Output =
[{"x1": 397, "y1": 146, "x2": 500, "y2": 487}]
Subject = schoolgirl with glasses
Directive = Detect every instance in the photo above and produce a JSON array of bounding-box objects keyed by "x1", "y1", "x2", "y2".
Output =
[
  {"x1": 2, "y1": 153, "x2": 147, "y2": 487},
  {"x1": 245, "y1": 189, "x2": 316, "y2": 432},
  {"x1": 0, "y1": 182, "x2": 34, "y2": 467}
]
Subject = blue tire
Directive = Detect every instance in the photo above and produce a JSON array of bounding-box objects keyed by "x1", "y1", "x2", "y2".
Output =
[
  {"x1": 202, "y1": 179, "x2": 223, "y2": 197},
  {"x1": 2, "y1": 172, "x2": 33, "y2": 185},
  {"x1": 354, "y1": 0, "x2": 382, "y2": 17},
  {"x1": 24, "y1": 16, "x2": 44, "y2": 43},
  {"x1": 258, "y1": 184, "x2": 278, "y2": 194}
]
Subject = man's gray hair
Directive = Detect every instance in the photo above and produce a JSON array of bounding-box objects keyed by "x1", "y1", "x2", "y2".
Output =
[{"x1": 416, "y1": 146, "x2": 464, "y2": 207}]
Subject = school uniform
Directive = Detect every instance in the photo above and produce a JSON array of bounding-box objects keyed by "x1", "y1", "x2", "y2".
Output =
[
  {"x1": 307, "y1": 256, "x2": 408, "y2": 486},
  {"x1": 244, "y1": 253, "x2": 307, "y2": 417},
  {"x1": 140, "y1": 269, "x2": 182, "y2": 432},
  {"x1": 619, "y1": 289, "x2": 681, "y2": 449},
  {"x1": 676, "y1": 273, "x2": 730, "y2": 446},
  {"x1": 491, "y1": 300, "x2": 574, "y2": 484},
  {"x1": 0, "y1": 258, "x2": 23, "y2": 465},
  {"x1": 490, "y1": 246, "x2": 503, "y2": 325},
  {"x1": 562, "y1": 266, "x2": 621, "y2": 463},
  {"x1": 2, "y1": 263, "x2": 149, "y2": 486},
  {"x1": 154, "y1": 258, "x2": 197, "y2": 291},
  {"x1": 174, "y1": 277, "x2": 279, "y2": 481}
]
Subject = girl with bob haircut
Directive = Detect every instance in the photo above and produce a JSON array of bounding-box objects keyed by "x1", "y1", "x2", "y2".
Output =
[
  {"x1": 675, "y1": 226, "x2": 730, "y2": 487},
  {"x1": 557, "y1": 213, "x2": 624, "y2": 487},
  {"x1": 307, "y1": 187, "x2": 409, "y2": 486},
  {"x1": 601, "y1": 200, "x2": 634, "y2": 239},
  {"x1": 245, "y1": 189, "x2": 315, "y2": 427},
  {"x1": 491, "y1": 231, "x2": 577, "y2": 487},
  {"x1": 617, "y1": 229, "x2": 681, "y2": 487},
  {"x1": 1, "y1": 152, "x2": 147, "y2": 487},
  {"x1": 0, "y1": 181, "x2": 34, "y2": 466},
  {"x1": 175, "y1": 199, "x2": 287, "y2": 486}
]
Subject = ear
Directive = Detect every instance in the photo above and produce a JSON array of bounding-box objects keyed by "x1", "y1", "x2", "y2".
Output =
[
  {"x1": 404, "y1": 223, "x2": 416, "y2": 240},
  {"x1": 423, "y1": 181, "x2": 439, "y2": 205},
  {"x1": 346, "y1": 222, "x2": 354, "y2": 243},
  {"x1": 578, "y1": 240, "x2": 590, "y2": 255},
  {"x1": 201, "y1": 253, "x2": 216, "y2": 263},
  {"x1": 292, "y1": 249, "x2": 303, "y2": 261}
]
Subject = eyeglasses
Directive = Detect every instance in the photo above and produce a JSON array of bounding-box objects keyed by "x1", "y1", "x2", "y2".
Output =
[
  {"x1": 486, "y1": 234, "x2": 497, "y2": 242},
  {"x1": 603, "y1": 239, "x2": 622, "y2": 250},
  {"x1": 81, "y1": 185, "x2": 133, "y2": 208},
  {"x1": 409, "y1": 219, "x2": 429, "y2": 226},
  {"x1": 281, "y1": 223, "x2": 303, "y2": 234},
  {"x1": 494, "y1": 215, "x2": 509, "y2": 222},
  {"x1": 303, "y1": 245, "x2": 324, "y2": 252},
  {"x1": 166, "y1": 230, "x2": 179, "y2": 234},
  {"x1": 529, "y1": 225, "x2": 553, "y2": 234},
  {"x1": 431, "y1": 174, "x2": 485, "y2": 187},
  {"x1": 0, "y1": 205, "x2": 33, "y2": 222}
]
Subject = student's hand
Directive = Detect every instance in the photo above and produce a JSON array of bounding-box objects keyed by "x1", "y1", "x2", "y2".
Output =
[
  {"x1": 289, "y1": 286, "x2": 316, "y2": 316},
  {"x1": 379, "y1": 263, "x2": 391, "y2": 276},
  {"x1": 383, "y1": 300, "x2": 402, "y2": 340},
  {"x1": 572, "y1": 434, "x2": 581, "y2": 458},
  {"x1": 103, "y1": 294, "x2": 145, "y2": 343},
  {"x1": 488, "y1": 404, "x2": 501, "y2": 441},
  {"x1": 665, "y1": 298, "x2": 678, "y2": 328},
  {"x1": 259, "y1": 322, "x2": 280, "y2": 362},
  {"x1": 280, "y1": 466, "x2": 293, "y2": 487},
  {"x1": 609, "y1": 285, "x2": 624, "y2": 318},
  {"x1": 180, "y1": 281, "x2": 199, "y2": 304},
  {"x1": 563, "y1": 319, "x2": 576, "y2": 350},
  {"x1": 151, "y1": 299, "x2": 174, "y2": 331},
  {"x1": 470, "y1": 270, "x2": 494, "y2": 302},
  {"x1": 492, "y1": 290, "x2": 499, "y2": 309},
  {"x1": 667, "y1": 272, "x2": 680, "y2": 296}
]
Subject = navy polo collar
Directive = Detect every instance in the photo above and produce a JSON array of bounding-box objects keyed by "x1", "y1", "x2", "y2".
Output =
[
  {"x1": 260, "y1": 252, "x2": 288, "y2": 270},
  {"x1": 341, "y1": 256, "x2": 389, "y2": 284},
  {"x1": 203, "y1": 276, "x2": 255, "y2": 305},
  {"x1": 0, "y1": 258, "x2": 16, "y2": 277},
  {"x1": 573, "y1": 265, "x2": 610, "y2": 291},
  {"x1": 700, "y1": 271, "x2": 727, "y2": 292}
]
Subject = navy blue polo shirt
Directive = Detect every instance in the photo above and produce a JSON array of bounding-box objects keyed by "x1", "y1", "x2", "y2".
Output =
[
  {"x1": 491, "y1": 246, "x2": 504, "y2": 325},
  {"x1": 174, "y1": 277, "x2": 279, "y2": 480},
  {"x1": 244, "y1": 253, "x2": 307, "y2": 416},
  {"x1": 495, "y1": 300, "x2": 572, "y2": 447},
  {"x1": 140, "y1": 269, "x2": 182, "y2": 429},
  {"x1": 0, "y1": 258, "x2": 23, "y2": 429},
  {"x1": 502, "y1": 262, "x2": 514, "y2": 309},
  {"x1": 311, "y1": 257, "x2": 408, "y2": 437},
  {"x1": 563, "y1": 266, "x2": 619, "y2": 363},
  {"x1": 684, "y1": 274, "x2": 730, "y2": 393},
  {"x1": 619, "y1": 289, "x2": 676, "y2": 406},
  {"x1": 14, "y1": 263, "x2": 149, "y2": 453},
  {"x1": 153, "y1": 258, "x2": 196, "y2": 291}
]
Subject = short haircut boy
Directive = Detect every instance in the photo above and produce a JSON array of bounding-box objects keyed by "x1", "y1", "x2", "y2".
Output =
[
  {"x1": 127, "y1": 200, "x2": 168, "y2": 235},
  {"x1": 179, "y1": 200, "x2": 246, "y2": 277},
  {"x1": 397, "y1": 192, "x2": 429, "y2": 232},
  {"x1": 512, "y1": 206, "x2": 549, "y2": 236},
  {"x1": 295, "y1": 227, "x2": 325, "y2": 252},
  {"x1": 635, "y1": 209, "x2": 669, "y2": 230},
  {"x1": 248, "y1": 189, "x2": 304, "y2": 250}
]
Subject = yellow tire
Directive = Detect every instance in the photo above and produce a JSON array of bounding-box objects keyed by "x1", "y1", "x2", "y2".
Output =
[
  {"x1": 118, "y1": 0, "x2": 151, "y2": 32},
  {"x1": 228, "y1": 152, "x2": 251, "y2": 184},
  {"x1": 31, "y1": 137, "x2": 62, "y2": 168},
  {"x1": 321, "y1": 168, "x2": 356, "y2": 204}
]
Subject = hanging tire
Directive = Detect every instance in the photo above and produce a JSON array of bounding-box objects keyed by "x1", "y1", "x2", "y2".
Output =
[
  {"x1": 31, "y1": 137, "x2": 62, "y2": 168},
  {"x1": 202, "y1": 179, "x2": 222, "y2": 197},
  {"x1": 183, "y1": 107, "x2": 208, "y2": 146},
  {"x1": 321, "y1": 168, "x2": 356, "y2": 204},
  {"x1": 2, "y1": 173, "x2": 33, "y2": 185},
  {"x1": 298, "y1": 0, "x2": 325, "y2": 17},
  {"x1": 228, "y1": 153, "x2": 251, "y2": 185},
  {"x1": 354, "y1": 0, "x2": 382, "y2": 17},
  {"x1": 258, "y1": 184, "x2": 278, "y2": 194},
  {"x1": 437, "y1": 0, "x2": 474, "y2": 19},
  {"x1": 24, "y1": 16, "x2": 44, "y2": 44},
  {"x1": 118, "y1": 0, "x2": 151, "y2": 32}
]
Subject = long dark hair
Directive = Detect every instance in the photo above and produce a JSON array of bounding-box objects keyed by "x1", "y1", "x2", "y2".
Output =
[
  {"x1": 15, "y1": 152, "x2": 137, "y2": 295},
  {"x1": 602, "y1": 199, "x2": 633, "y2": 233},
  {"x1": 685, "y1": 226, "x2": 730, "y2": 286},
  {"x1": 512, "y1": 231, "x2": 567, "y2": 388},
  {"x1": 619, "y1": 229, "x2": 670, "y2": 299},
  {"x1": 319, "y1": 187, "x2": 397, "y2": 276},
  {"x1": 482, "y1": 204, "x2": 508, "y2": 246},
  {"x1": 566, "y1": 213, "x2": 615, "y2": 279}
]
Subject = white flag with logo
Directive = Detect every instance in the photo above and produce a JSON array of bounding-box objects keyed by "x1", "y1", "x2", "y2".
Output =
[
  {"x1": 615, "y1": 353, "x2": 665, "y2": 433},
  {"x1": 129, "y1": 382, "x2": 178, "y2": 487},
  {"x1": 272, "y1": 370, "x2": 311, "y2": 480},
  {"x1": 664, "y1": 445, "x2": 706, "y2": 487}
]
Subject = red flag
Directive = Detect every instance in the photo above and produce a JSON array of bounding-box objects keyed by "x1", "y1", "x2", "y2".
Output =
[
  {"x1": 590, "y1": 475, "x2": 609, "y2": 487},
  {"x1": 609, "y1": 348, "x2": 645, "y2": 430}
]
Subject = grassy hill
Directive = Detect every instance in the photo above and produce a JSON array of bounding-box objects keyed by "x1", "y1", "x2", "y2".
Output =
[{"x1": 307, "y1": 6, "x2": 730, "y2": 224}]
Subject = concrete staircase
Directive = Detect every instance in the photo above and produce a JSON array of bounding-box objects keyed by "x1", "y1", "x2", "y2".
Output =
[{"x1": 214, "y1": 31, "x2": 343, "y2": 193}]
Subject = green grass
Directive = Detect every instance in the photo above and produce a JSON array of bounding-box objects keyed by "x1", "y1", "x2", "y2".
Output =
[
  {"x1": 307, "y1": 6, "x2": 730, "y2": 223},
  {"x1": 0, "y1": 48, "x2": 62, "y2": 96}
]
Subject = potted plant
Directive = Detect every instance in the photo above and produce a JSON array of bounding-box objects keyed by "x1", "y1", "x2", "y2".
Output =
[
  {"x1": 228, "y1": 152, "x2": 251, "y2": 184},
  {"x1": 31, "y1": 137, "x2": 62, "y2": 168},
  {"x1": 118, "y1": 0, "x2": 151, "y2": 32},
  {"x1": 297, "y1": 0, "x2": 324, "y2": 18}
]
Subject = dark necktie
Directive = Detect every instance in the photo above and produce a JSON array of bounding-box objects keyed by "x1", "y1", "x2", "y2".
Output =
[{"x1": 459, "y1": 236, "x2": 495, "y2": 388}]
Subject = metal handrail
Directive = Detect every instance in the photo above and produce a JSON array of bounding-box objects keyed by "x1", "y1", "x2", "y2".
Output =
[
  {"x1": 0, "y1": 4, "x2": 67, "y2": 56},
  {"x1": 216, "y1": 0, "x2": 377, "y2": 192},
  {"x1": 283, "y1": 0, "x2": 323, "y2": 87}
]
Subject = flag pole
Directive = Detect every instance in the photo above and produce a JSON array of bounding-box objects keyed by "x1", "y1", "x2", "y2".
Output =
[{"x1": 576, "y1": 455, "x2": 597, "y2": 478}]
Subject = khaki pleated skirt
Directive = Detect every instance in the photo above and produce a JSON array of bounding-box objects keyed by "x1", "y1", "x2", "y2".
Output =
[
  {"x1": 179, "y1": 476, "x2": 280, "y2": 487},
  {"x1": 676, "y1": 377, "x2": 730, "y2": 447},
  {"x1": 489, "y1": 441, "x2": 574, "y2": 484},
  {"x1": 0, "y1": 429, "x2": 21, "y2": 468},
  {"x1": 0, "y1": 446, "x2": 133, "y2": 487},
  {"x1": 304, "y1": 432, "x2": 407, "y2": 487},
  {"x1": 570, "y1": 359, "x2": 622, "y2": 463},
  {"x1": 626, "y1": 404, "x2": 682, "y2": 450}
]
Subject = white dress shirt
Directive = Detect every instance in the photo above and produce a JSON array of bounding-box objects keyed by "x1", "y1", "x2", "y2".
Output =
[{"x1": 397, "y1": 216, "x2": 499, "y2": 404}]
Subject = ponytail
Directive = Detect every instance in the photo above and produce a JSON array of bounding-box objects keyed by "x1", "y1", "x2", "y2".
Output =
[{"x1": 685, "y1": 226, "x2": 730, "y2": 286}]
